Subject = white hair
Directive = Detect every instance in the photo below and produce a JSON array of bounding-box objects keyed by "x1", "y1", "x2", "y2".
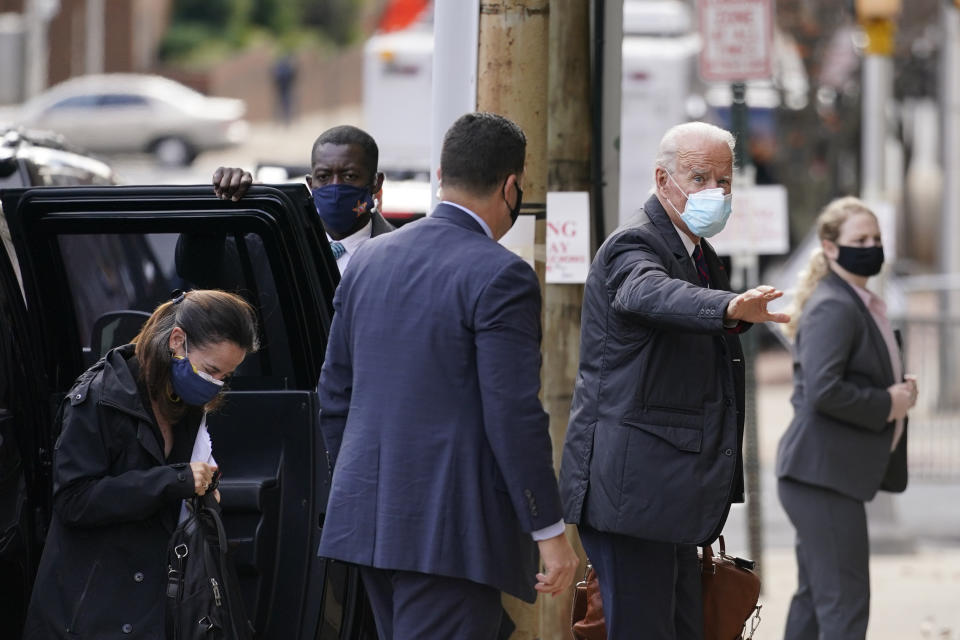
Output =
[{"x1": 654, "y1": 121, "x2": 736, "y2": 174}]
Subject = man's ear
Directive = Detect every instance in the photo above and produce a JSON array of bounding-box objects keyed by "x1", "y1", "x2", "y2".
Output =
[
  {"x1": 305, "y1": 174, "x2": 313, "y2": 188},
  {"x1": 654, "y1": 167, "x2": 668, "y2": 193},
  {"x1": 372, "y1": 171, "x2": 385, "y2": 194}
]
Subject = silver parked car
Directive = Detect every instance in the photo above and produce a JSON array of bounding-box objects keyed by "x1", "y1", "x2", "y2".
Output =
[{"x1": 0, "y1": 74, "x2": 249, "y2": 166}]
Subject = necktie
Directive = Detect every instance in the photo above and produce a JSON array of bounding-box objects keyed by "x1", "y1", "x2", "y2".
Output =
[
  {"x1": 692, "y1": 244, "x2": 710, "y2": 287},
  {"x1": 329, "y1": 241, "x2": 346, "y2": 260}
]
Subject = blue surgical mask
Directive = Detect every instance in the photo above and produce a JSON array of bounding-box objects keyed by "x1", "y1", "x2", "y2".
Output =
[
  {"x1": 311, "y1": 184, "x2": 375, "y2": 236},
  {"x1": 170, "y1": 336, "x2": 223, "y2": 406},
  {"x1": 665, "y1": 173, "x2": 733, "y2": 238}
]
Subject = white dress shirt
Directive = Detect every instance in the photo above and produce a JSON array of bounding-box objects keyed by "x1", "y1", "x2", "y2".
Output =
[
  {"x1": 327, "y1": 219, "x2": 374, "y2": 274},
  {"x1": 441, "y1": 201, "x2": 493, "y2": 239},
  {"x1": 178, "y1": 413, "x2": 216, "y2": 523}
]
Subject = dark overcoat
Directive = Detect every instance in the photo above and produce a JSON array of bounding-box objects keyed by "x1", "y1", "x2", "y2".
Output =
[
  {"x1": 559, "y1": 194, "x2": 749, "y2": 546},
  {"x1": 24, "y1": 345, "x2": 197, "y2": 639}
]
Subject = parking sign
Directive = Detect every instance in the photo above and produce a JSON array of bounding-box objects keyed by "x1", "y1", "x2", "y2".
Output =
[{"x1": 698, "y1": 0, "x2": 773, "y2": 81}]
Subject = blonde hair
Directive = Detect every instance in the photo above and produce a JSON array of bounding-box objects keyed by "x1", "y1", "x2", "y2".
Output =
[{"x1": 784, "y1": 196, "x2": 877, "y2": 339}]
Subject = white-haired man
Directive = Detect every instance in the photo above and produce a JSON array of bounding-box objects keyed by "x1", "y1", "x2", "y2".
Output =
[{"x1": 559, "y1": 122, "x2": 789, "y2": 638}]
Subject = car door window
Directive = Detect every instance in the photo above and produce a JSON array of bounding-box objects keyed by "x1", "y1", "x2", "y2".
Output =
[
  {"x1": 56, "y1": 230, "x2": 294, "y2": 387},
  {"x1": 98, "y1": 93, "x2": 150, "y2": 108},
  {"x1": 44, "y1": 94, "x2": 100, "y2": 112}
]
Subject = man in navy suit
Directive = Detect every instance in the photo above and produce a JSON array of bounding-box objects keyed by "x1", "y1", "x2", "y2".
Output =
[{"x1": 317, "y1": 112, "x2": 579, "y2": 640}]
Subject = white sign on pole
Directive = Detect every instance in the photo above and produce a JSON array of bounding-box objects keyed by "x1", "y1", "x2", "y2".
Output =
[
  {"x1": 499, "y1": 215, "x2": 536, "y2": 270},
  {"x1": 698, "y1": 0, "x2": 773, "y2": 82},
  {"x1": 546, "y1": 192, "x2": 591, "y2": 283},
  {"x1": 709, "y1": 184, "x2": 789, "y2": 256}
]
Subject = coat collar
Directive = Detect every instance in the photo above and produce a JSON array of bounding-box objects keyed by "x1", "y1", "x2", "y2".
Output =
[
  {"x1": 430, "y1": 202, "x2": 488, "y2": 236},
  {"x1": 370, "y1": 210, "x2": 395, "y2": 236},
  {"x1": 824, "y1": 271, "x2": 896, "y2": 384},
  {"x1": 99, "y1": 345, "x2": 166, "y2": 464},
  {"x1": 641, "y1": 194, "x2": 704, "y2": 286}
]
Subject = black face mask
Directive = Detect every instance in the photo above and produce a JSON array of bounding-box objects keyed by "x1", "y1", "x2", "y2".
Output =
[
  {"x1": 836, "y1": 245, "x2": 884, "y2": 277},
  {"x1": 504, "y1": 180, "x2": 523, "y2": 226}
]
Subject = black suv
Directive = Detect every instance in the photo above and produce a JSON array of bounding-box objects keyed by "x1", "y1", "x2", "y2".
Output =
[{"x1": 0, "y1": 133, "x2": 377, "y2": 638}]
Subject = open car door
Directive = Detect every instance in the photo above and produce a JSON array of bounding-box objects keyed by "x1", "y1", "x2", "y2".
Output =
[{"x1": 0, "y1": 184, "x2": 377, "y2": 639}]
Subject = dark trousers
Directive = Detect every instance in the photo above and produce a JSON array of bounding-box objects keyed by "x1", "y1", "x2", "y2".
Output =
[
  {"x1": 579, "y1": 525, "x2": 703, "y2": 640},
  {"x1": 358, "y1": 566, "x2": 502, "y2": 640},
  {"x1": 778, "y1": 478, "x2": 870, "y2": 640}
]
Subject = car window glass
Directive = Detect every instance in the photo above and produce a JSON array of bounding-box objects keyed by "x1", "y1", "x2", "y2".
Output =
[
  {"x1": 99, "y1": 94, "x2": 150, "y2": 107},
  {"x1": 55, "y1": 231, "x2": 293, "y2": 388},
  {"x1": 46, "y1": 95, "x2": 100, "y2": 111}
]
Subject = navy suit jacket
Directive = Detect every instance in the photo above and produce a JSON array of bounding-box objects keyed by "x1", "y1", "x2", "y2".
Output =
[{"x1": 316, "y1": 203, "x2": 562, "y2": 602}]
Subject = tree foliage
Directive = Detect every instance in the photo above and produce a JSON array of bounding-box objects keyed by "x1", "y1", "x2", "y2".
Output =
[{"x1": 161, "y1": 0, "x2": 366, "y2": 63}]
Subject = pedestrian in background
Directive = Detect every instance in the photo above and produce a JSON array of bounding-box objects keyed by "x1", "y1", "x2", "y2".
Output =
[
  {"x1": 559, "y1": 121, "x2": 789, "y2": 639},
  {"x1": 776, "y1": 196, "x2": 916, "y2": 640},
  {"x1": 316, "y1": 112, "x2": 578, "y2": 640},
  {"x1": 23, "y1": 290, "x2": 259, "y2": 638}
]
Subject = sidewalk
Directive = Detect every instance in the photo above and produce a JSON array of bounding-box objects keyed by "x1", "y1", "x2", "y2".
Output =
[{"x1": 728, "y1": 347, "x2": 960, "y2": 639}]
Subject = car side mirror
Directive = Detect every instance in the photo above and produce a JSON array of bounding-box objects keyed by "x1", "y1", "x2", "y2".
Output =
[{"x1": 89, "y1": 310, "x2": 151, "y2": 362}]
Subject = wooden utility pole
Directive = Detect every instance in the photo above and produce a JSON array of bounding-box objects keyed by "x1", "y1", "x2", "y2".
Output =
[
  {"x1": 541, "y1": 0, "x2": 592, "y2": 637},
  {"x1": 476, "y1": 1, "x2": 557, "y2": 638},
  {"x1": 478, "y1": 1, "x2": 592, "y2": 638}
]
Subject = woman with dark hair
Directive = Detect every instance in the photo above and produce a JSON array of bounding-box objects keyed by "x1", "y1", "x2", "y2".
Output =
[
  {"x1": 776, "y1": 197, "x2": 917, "y2": 640},
  {"x1": 24, "y1": 289, "x2": 259, "y2": 639}
]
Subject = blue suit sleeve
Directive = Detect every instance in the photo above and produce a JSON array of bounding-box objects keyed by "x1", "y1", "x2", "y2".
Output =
[
  {"x1": 317, "y1": 283, "x2": 352, "y2": 470},
  {"x1": 474, "y1": 259, "x2": 562, "y2": 532}
]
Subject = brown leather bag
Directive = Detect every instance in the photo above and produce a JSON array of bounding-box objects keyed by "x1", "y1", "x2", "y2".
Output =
[{"x1": 571, "y1": 536, "x2": 761, "y2": 640}]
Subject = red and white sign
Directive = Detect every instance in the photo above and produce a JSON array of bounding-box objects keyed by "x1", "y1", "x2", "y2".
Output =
[
  {"x1": 698, "y1": 0, "x2": 774, "y2": 82},
  {"x1": 546, "y1": 192, "x2": 591, "y2": 284}
]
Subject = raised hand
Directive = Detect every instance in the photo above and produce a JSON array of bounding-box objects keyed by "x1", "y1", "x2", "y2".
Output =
[
  {"x1": 725, "y1": 285, "x2": 790, "y2": 324},
  {"x1": 212, "y1": 166, "x2": 253, "y2": 201}
]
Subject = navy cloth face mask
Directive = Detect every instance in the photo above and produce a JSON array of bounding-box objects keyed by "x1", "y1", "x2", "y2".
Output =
[
  {"x1": 170, "y1": 337, "x2": 223, "y2": 406},
  {"x1": 312, "y1": 184, "x2": 375, "y2": 236}
]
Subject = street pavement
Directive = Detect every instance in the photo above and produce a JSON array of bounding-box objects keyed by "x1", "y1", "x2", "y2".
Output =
[{"x1": 725, "y1": 345, "x2": 960, "y2": 640}]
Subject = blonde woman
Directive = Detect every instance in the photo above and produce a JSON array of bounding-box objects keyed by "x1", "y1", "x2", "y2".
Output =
[{"x1": 776, "y1": 196, "x2": 917, "y2": 640}]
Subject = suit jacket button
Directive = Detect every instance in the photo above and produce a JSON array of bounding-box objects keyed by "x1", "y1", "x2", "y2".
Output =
[
  {"x1": 177, "y1": 472, "x2": 186, "y2": 482},
  {"x1": 134, "y1": 571, "x2": 144, "y2": 583},
  {"x1": 122, "y1": 624, "x2": 133, "y2": 634},
  {"x1": 523, "y1": 489, "x2": 533, "y2": 497},
  {"x1": 723, "y1": 448, "x2": 734, "y2": 457}
]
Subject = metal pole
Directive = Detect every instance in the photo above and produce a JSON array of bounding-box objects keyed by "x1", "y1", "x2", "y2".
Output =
[
  {"x1": 940, "y1": 1, "x2": 960, "y2": 410},
  {"x1": 85, "y1": 0, "x2": 105, "y2": 74},
  {"x1": 430, "y1": 0, "x2": 480, "y2": 210},
  {"x1": 477, "y1": 3, "x2": 550, "y2": 635},
  {"x1": 729, "y1": 80, "x2": 764, "y2": 588},
  {"x1": 24, "y1": 0, "x2": 52, "y2": 98},
  {"x1": 860, "y1": 17, "x2": 896, "y2": 202},
  {"x1": 598, "y1": 0, "x2": 622, "y2": 237}
]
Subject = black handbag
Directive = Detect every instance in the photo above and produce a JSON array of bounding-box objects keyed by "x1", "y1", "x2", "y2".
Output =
[{"x1": 165, "y1": 478, "x2": 254, "y2": 640}]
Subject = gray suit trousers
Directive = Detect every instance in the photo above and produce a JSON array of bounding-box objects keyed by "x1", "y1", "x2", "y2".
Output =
[{"x1": 778, "y1": 478, "x2": 870, "y2": 640}]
